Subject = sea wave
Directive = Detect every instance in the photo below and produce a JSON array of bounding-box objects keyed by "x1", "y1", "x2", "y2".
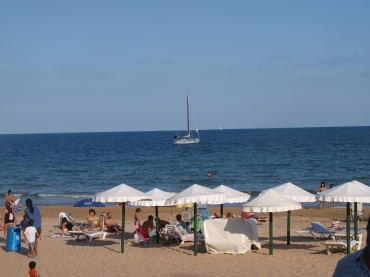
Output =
[{"x1": 37, "y1": 194, "x2": 93, "y2": 198}]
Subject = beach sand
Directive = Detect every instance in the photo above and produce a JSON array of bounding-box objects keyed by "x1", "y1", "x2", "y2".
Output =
[{"x1": 0, "y1": 206, "x2": 365, "y2": 277}]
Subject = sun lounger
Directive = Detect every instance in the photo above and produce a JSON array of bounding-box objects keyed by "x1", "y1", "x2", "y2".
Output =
[
  {"x1": 324, "y1": 239, "x2": 361, "y2": 254},
  {"x1": 69, "y1": 230, "x2": 107, "y2": 242},
  {"x1": 307, "y1": 222, "x2": 337, "y2": 240}
]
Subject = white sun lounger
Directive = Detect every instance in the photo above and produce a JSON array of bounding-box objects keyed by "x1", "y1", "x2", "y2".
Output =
[
  {"x1": 324, "y1": 239, "x2": 362, "y2": 255},
  {"x1": 69, "y1": 230, "x2": 107, "y2": 242},
  {"x1": 307, "y1": 222, "x2": 337, "y2": 240}
]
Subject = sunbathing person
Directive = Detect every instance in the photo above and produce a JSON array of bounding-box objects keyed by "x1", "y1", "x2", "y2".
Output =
[
  {"x1": 86, "y1": 209, "x2": 103, "y2": 231},
  {"x1": 225, "y1": 212, "x2": 233, "y2": 219},
  {"x1": 61, "y1": 217, "x2": 82, "y2": 236},
  {"x1": 247, "y1": 212, "x2": 267, "y2": 220},
  {"x1": 142, "y1": 215, "x2": 155, "y2": 231},
  {"x1": 104, "y1": 212, "x2": 122, "y2": 233},
  {"x1": 213, "y1": 212, "x2": 221, "y2": 218},
  {"x1": 175, "y1": 214, "x2": 185, "y2": 226}
]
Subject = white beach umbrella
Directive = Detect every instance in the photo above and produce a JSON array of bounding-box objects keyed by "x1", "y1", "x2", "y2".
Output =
[
  {"x1": 267, "y1": 182, "x2": 316, "y2": 202},
  {"x1": 165, "y1": 184, "x2": 226, "y2": 256},
  {"x1": 242, "y1": 189, "x2": 302, "y2": 255},
  {"x1": 265, "y1": 182, "x2": 316, "y2": 245},
  {"x1": 208, "y1": 184, "x2": 251, "y2": 217},
  {"x1": 130, "y1": 188, "x2": 174, "y2": 243},
  {"x1": 93, "y1": 183, "x2": 149, "y2": 253},
  {"x1": 315, "y1": 180, "x2": 370, "y2": 254}
]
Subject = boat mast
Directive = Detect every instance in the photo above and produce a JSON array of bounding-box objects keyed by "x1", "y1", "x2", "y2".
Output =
[{"x1": 187, "y1": 93, "x2": 190, "y2": 137}]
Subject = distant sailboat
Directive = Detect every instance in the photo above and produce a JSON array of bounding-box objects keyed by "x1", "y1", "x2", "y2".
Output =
[{"x1": 173, "y1": 94, "x2": 200, "y2": 145}]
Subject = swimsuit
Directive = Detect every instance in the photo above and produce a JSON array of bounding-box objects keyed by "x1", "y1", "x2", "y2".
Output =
[
  {"x1": 4, "y1": 207, "x2": 14, "y2": 224},
  {"x1": 89, "y1": 216, "x2": 99, "y2": 225}
]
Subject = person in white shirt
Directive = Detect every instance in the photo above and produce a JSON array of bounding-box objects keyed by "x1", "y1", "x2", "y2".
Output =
[{"x1": 24, "y1": 219, "x2": 41, "y2": 258}]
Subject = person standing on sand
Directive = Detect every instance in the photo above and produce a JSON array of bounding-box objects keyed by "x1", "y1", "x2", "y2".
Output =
[
  {"x1": 0, "y1": 202, "x2": 16, "y2": 237},
  {"x1": 134, "y1": 208, "x2": 141, "y2": 230},
  {"x1": 330, "y1": 184, "x2": 335, "y2": 208},
  {"x1": 316, "y1": 182, "x2": 327, "y2": 210},
  {"x1": 333, "y1": 215, "x2": 370, "y2": 276},
  {"x1": 24, "y1": 199, "x2": 42, "y2": 256},
  {"x1": 4, "y1": 190, "x2": 15, "y2": 205}
]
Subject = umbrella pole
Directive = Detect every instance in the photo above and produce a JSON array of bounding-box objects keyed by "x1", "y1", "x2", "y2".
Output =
[
  {"x1": 346, "y1": 202, "x2": 350, "y2": 255},
  {"x1": 155, "y1": 206, "x2": 159, "y2": 243},
  {"x1": 220, "y1": 204, "x2": 224, "y2": 218},
  {"x1": 194, "y1": 202, "x2": 198, "y2": 256},
  {"x1": 354, "y1": 202, "x2": 358, "y2": 241},
  {"x1": 121, "y1": 203, "x2": 125, "y2": 253},
  {"x1": 269, "y1": 212, "x2": 273, "y2": 255},
  {"x1": 287, "y1": 210, "x2": 290, "y2": 245}
]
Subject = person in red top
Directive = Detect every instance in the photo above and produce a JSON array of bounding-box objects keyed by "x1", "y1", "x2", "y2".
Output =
[{"x1": 29, "y1": 261, "x2": 41, "y2": 277}]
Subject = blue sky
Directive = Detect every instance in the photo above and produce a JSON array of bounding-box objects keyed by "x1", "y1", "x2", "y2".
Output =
[{"x1": 1, "y1": 1, "x2": 369, "y2": 134}]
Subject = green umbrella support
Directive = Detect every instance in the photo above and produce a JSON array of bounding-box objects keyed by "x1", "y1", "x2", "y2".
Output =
[
  {"x1": 269, "y1": 212, "x2": 273, "y2": 255},
  {"x1": 121, "y1": 203, "x2": 126, "y2": 253},
  {"x1": 287, "y1": 210, "x2": 290, "y2": 245},
  {"x1": 220, "y1": 204, "x2": 224, "y2": 218},
  {"x1": 346, "y1": 202, "x2": 350, "y2": 255},
  {"x1": 155, "y1": 206, "x2": 160, "y2": 243},
  {"x1": 354, "y1": 202, "x2": 358, "y2": 241},
  {"x1": 194, "y1": 202, "x2": 198, "y2": 256}
]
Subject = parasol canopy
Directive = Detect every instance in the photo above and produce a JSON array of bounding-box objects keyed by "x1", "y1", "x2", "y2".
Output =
[
  {"x1": 208, "y1": 184, "x2": 250, "y2": 204},
  {"x1": 265, "y1": 182, "x2": 316, "y2": 202}
]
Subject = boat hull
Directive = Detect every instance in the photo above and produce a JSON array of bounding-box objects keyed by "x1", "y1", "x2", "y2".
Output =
[{"x1": 173, "y1": 138, "x2": 200, "y2": 144}]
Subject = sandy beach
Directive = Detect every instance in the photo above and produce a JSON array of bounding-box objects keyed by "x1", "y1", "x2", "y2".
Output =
[{"x1": 0, "y1": 206, "x2": 365, "y2": 277}]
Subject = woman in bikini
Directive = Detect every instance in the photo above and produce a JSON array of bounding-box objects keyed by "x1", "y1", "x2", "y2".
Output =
[
  {"x1": 86, "y1": 209, "x2": 102, "y2": 231},
  {"x1": 134, "y1": 208, "x2": 141, "y2": 230},
  {"x1": 0, "y1": 202, "x2": 16, "y2": 237},
  {"x1": 316, "y1": 182, "x2": 327, "y2": 210}
]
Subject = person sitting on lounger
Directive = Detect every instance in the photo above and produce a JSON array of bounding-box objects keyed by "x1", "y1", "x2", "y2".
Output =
[
  {"x1": 225, "y1": 212, "x2": 233, "y2": 219},
  {"x1": 142, "y1": 215, "x2": 155, "y2": 231},
  {"x1": 86, "y1": 209, "x2": 103, "y2": 231},
  {"x1": 104, "y1": 212, "x2": 122, "y2": 233},
  {"x1": 247, "y1": 212, "x2": 267, "y2": 220},
  {"x1": 213, "y1": 212, "x2": 221, "y2": 218},
  {"x1": 61, "y1": 217, "x2": 82, "y2": 236},
  {"x1": 175, "y1": 214, "x2": 185, "y2": 227}
]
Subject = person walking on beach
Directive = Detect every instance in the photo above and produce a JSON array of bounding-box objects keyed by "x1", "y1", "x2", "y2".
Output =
[
  {"x1": 333, "y1": 215, "x2": 370, "y2": 276},
  {"x1": 316, "y1": 182, "x2": 327, "y2": 210},
  {"x1": 4, "y1": 190, "x2": 15, "y2": 205},
  {"x1": 28, "y1": 261, "x2": 41, "y2": 277},
  {"x1": 24, "y1": 199, "x2": 42, "y2": 235},
  {"x1": 25, "y1": 219, "x2": 41, "y2": 258},
  {"x1": 0, "y1": 202, "x2": 16, "y2": 237}
]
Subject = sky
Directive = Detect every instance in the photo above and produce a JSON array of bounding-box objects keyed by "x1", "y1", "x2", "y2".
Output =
[{"x1": 1, "y1": 1, "x2": 369, "y2": 134}]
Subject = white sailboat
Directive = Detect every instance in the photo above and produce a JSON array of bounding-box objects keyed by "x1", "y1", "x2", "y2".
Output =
[{"x1": 173, "y1": 94, "x2": 200, "y2": 145}]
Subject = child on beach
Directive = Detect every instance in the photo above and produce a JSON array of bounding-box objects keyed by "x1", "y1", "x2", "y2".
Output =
[
  {"x1": 25, "y1": 219, "x2": 41, "y2": 258},
  {"x1": 20, "y1": 214, "x2": 29, "y2": 242},
  {"x1": 29, "y1": 261, "x2": 41, "y2": 277}
]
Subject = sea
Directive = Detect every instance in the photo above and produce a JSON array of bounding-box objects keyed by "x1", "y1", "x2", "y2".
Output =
[{"x1": 0, "y1": 127, "x2": 370, "y2": 207}]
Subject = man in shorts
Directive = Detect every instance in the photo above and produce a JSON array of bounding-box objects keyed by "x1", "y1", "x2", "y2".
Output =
[
  {"x1": 104, "y1": 212, "x2": 122, "y2": 233},
  {"x1": 25, "y1": 219, "x2": 41, "y2": 258}
]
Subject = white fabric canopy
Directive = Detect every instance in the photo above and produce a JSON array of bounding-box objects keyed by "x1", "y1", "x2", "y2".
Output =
[
  {"x1": 203, "y1": 218, "x2": 260, "y2": 254},
  {"x1": 315, "y1": 180, "x2": 370, "y2": 203},
  {"x1": 242, "y1": 189, "x2": 302, "y2": 213},
  {"x1": 93, "y1": 183, "x2": 149, "y2": 203},
  {"x1": 207, "y1": 184, "x2": 251, "y2": 204},
  {"x1": 164, "y1": 184, "x2": 225, "y2": 205},
  {"x1": 130, "y1": 188, "x2": 174, "y2": 206},
  {"x1": 265, "y1": 182, "x2": 316, "y2": 202}
]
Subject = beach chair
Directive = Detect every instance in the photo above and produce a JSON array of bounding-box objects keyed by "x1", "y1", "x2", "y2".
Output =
[
  {"x1": 11, "y1": 199, "x2": 22, "y2": 213},
  {"x1": 160, "y1": 224, "x2": 181, "y2": 245},
  {"x1": 351, "y1": 202, "x2": 364, "y2": 222},
  {"x1": 182, "y1": 207, "x2": 193, "y2": 223},
  {"x1": 198, "y1": 204, "x2": 210, "y2": 221},
  {"x1": 324, "y1": 239, "x2": 362, "y2": 254},
  {"x1": 68, "y1": 230, "x2": 107, "y2": 242},
  {"x1": 307, "y1": 222, "x2": 337, "y2": 240}
]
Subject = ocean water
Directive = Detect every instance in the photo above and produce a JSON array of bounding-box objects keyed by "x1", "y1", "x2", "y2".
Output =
[{"x1": 0, "y1": 127, "x2": 370, "y2": 206}]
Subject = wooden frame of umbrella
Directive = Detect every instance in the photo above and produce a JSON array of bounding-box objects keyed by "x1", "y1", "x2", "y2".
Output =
[
  {"x1": 315, "y1": 180, "x2": 370, "y2": 255},
  {"x1": 242, "y1": 189, "x2": 302, "y2": 255},
  {"x1": 93, "y1": 183, "x2": 149, "y2": 253},
  {"x1": 164, "y1": 184, "x2": 225, "y2": 256}
]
